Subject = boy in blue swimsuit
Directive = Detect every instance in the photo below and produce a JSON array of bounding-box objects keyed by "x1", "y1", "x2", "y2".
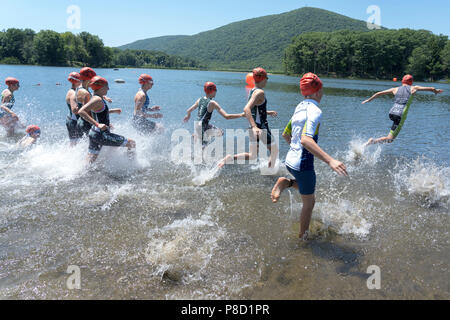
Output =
[{"x1": 271, "y1": 73, "x2": 348, "y2": 240}]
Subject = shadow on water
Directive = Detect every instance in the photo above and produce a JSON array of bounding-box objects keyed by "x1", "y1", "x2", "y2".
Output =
[{"x1": 305, "y1": 239, "x2": 367, "y2": 279}]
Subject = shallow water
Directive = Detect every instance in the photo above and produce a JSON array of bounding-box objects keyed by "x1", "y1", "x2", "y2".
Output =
[{"x1": 0, "y1": 65, "x2": 449, "y2": 299}]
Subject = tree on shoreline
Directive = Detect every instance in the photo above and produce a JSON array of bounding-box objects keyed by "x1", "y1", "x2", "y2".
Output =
[
  {"x1": 284, "y1": 29, "x2": 449, "y2": 81},
  {"x1": 0, "y1": 28, "x2": 202, "y2": 70}
]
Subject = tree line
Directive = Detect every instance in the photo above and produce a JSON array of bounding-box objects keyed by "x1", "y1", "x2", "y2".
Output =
[
  {"x1": 0, "y1": 29, "x2": 203, "y2": 69},
  {"x1": 284, "y1": 29, "x2": 449, "y2": 81}
]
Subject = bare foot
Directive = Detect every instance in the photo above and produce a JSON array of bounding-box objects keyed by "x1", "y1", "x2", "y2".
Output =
[
  {"x1": 217, "y1": 155, "x2": 232, "y2": 168},
  {"x1": 271, "y1": 177, "x2": 291, "y2": 203},
  {"x1": 299, "y1": 230, "x2": 309, "y2": 241}
]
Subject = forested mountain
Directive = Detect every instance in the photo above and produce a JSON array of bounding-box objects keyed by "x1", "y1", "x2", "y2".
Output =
[{"x1": 119, "y1": 7, "x2": 370, "y2": 71}]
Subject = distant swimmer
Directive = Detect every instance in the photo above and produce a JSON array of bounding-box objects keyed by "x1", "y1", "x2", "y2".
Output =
[
  {"x1": 0, "y1": 77, "x2": 21, "y2": 136},
  {"x1": 78, "y1": 76, "x2": 136, "y2": 164},
  {"x1": 271, "y1": 73, "x2": 348, "y2": 240},
  {"x1": 65, "y1": 72, "x2": 83, "y2": 146},
  {"x1": 183, "y1": 82, "x2": 245, "y2": 146},
  {"x1": 218, "y1": 68, "x2": 278, "y2": 168},
  {"x1": 133, "y1": 74, "x2": 164, "y2": 134},
  {"x1": 76, "y1": 67, "x2": 97, "y2": 136},
  {"x1": 17, "y1": 125, "x2": 41, "y2": 148},
  {"x1": 362, "y1": 74, "x2": 443, "y2": 145}
]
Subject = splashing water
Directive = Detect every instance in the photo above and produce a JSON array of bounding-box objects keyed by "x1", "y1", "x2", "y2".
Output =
[
  {"x1": 145, "y1": 213, "x2": 226, "y2": 283},
  {"x1": 344, "y1": 137, "x2": 382, "y2": 168},
  {"x1": 393, "y1": 157, "x2": 450, "y2": 208}
]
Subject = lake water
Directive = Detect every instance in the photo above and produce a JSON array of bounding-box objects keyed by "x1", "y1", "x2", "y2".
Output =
[{"x1": 0, "y1": 65, "x2": 449, "y2": 299}]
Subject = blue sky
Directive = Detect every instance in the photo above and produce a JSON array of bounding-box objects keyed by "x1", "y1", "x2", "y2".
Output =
[{"x1": 0, "y1": 0, "x2": 448, "y2": 47}]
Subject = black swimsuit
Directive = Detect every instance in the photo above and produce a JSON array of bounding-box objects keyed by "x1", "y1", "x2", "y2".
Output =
[
  {"x1": 65, "y1": 89, "x2": 83, "y2": 140},
  {"x1": 249, "y1": 89, "x2": 273, "y2": 145},
  {"x1": 88, "y1": 96, "x2": 127, "y2": 154},
  {"x1": 132, "y1": 90, "x2": 157, "y2": 133},
  {"x1": 76, "y1": 87, "x2": 94, "y2": 135}
]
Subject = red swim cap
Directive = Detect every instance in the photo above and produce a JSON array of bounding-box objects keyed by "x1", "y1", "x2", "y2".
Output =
[
  {"x1": 68, "y1": 72, "x2": 81, "y2": 84},
  {"x1": 300, "y1": 73, "x2": 323, "y2": 96},
  {"x1": 89, "y1": 76, "x2": 108, "y2": 91},
  {"x1": 204, "y1": 82, "x2": 217, "y2": 95},
  {"x1": 26, "y1": 125, "x2": 41, "y2": 135},
  {"x1": 139, "y1": 74, "x2": 153, "y2": 84},
  {"x1": 402, "y1": 74, "x2": 413, "y2": 86},
  {"x1": 5, "y1": 77, "x2": 19, "y2": 86},
  {"x1": 252, "y1": 67, "x2": 268, "y2": 83},
  {"x1": 79, "y1": 67, "x2": 97, "y2": 81}
]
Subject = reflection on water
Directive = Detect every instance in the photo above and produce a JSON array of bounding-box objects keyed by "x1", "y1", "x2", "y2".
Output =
[{"x1": 0, "y1": 65, "x2": 449, "y2": 299}]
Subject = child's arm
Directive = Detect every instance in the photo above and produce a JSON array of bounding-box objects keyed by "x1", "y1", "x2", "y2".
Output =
[
  {"x1": 69, "y1": 94, "x2": 79, "y2": 115},
  {"x1": 149, "y1": 105, "x2": 161, "y2": 112},
  {"x1": 267, "y1": 110, "x2": 278, "y2": 117},
  {"x1": 0, "y1": 104, "x2": 17, "y2": 118},
  {"x1": 1, "y1": 93, "x2": 17, "y2": 118},
  {"x1": 183, "y1": 99, "x2": 200, "y2": 122},
  {"x1": 412, "y1": 86, "x2": 443, "y2": 94},
  {"x1": 109, "y1": 108, "x2": 122, "y2": 115},
  {"x1": 244, "y1": 90, "x2": 262, "y2": 135},
  {"x1": 301, "y1": 136, "x2": 348, "y2": 176},
  {"x1": 79, "y1": 96, "x2": 107, "y2": 131},
  {"x1": 362, "y1": 88, "x2": 396, "y2": 104},
  {"x1": 213, "y1": 102, "x2": 245, "y2": 120}
]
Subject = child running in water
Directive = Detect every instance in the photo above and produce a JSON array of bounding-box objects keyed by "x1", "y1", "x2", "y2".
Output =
[
  {"x1": 271, "y1": 73, "x2": 348, "y2": 240},
  {"x1": 184, "y1": 82, "x2": 245, "y2": 146},
  {"x1": 0, "y1": 77, "x2": 22, "y2": 136},
  {"x1": 363, "y1": 74, "x2": 443, "y2": 145},
  {"x1": 218, "y1": 68, "x2": 278, "y2": 168},
  {"x1": 76, "y1": 67, "x2": 97, "y2": 136},
  {"x1": 65, "y1": 72, "x2": 83, "y2": 146},
  {"x1": 17, "y1": 125, "x2": 40, "y2": 148},
  {"x1": 78, "y1": 76, "x2": 136, "y2": 164},
  {"x1": 133, "y1": 74, "x2": 164, "y2": 134}
]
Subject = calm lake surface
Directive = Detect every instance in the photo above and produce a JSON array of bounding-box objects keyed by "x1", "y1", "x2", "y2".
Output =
[{"x1": 0, "y1": 65, "x2": 449, "y2": 299}]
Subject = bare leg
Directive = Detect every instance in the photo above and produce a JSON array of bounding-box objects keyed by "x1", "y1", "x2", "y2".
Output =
[
  {"x1": 155, "y1": 123, "x2": 164, "y2": 134},
  {"x1": 218, "y1": 143, "x2": 258, "y2": 168},
  {"x1": 367, "y1": 133, "x2": 395, "y2": 145},
  {"x1": 271, "y1": 177, "x2": 298, "y2": 203},
  {"x1": 2, "y1": 117, "x2": 19, "y2": 137},
  {"x1": 6, "y1": 127, "x2": 15, "y2": 137},
  {"x1": 299, "y1": 194, "x2": 315, "y2": 239},
  {"x1": 126, "y1": 139, "x2": 136, "y2": 160},
  {"x1": 266, "y1": 143, "x2": 278, "y2": 169},
  {"x1": 87, "y1": 153, "x2": 98, "y2": 164}
]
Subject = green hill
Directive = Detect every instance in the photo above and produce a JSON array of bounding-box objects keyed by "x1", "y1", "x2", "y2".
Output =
[{"x1": 119, "y1": 7, "x2": 370, "y2": 71}]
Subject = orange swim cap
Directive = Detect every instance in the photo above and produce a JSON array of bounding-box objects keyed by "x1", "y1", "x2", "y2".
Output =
[
  {"x1": 79, "y1": 67, "x2": 97, "y2": 81},
  {"x1": 26, "y1": 125, "x2": 41, "y2": 135},
  {"x1": 252, "y1": 67, "x2": 268, "y2": 83},
  {"x1": 204, "y1": 82, "x2": 217, "y2": 95},
  {"x1": 300, "y1": 73, "x2": 323, "y2": 96},
  {"x1": 139, "y1": 74, "x2": 153, "y2": 84},
  {"x1": 402, "y1": 74, "x2": 413, "y2": 86},
  {"x1": 89, "y1": 76, "x2": 108, "y2": 91},
  {"x1": 68, "y1": 72, "x2": 81, "y2": 84},
  {"x1": 5, "y1": 77, "x2": 19, "y2": 86}
]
